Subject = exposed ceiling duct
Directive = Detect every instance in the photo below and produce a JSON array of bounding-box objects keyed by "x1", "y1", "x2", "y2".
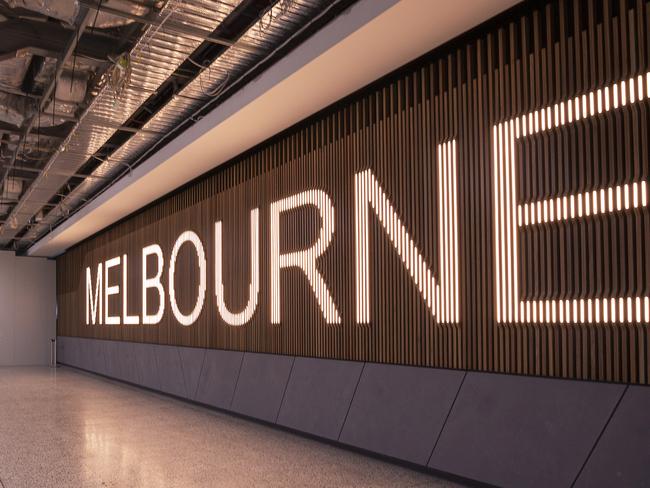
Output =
[
  {"x1": 3, "y1": 176, "x2": 21, "y2": 197},
  {"x1": 0, "y1": 92, "x2": 32, "y2": 126},
  {"x1": 93, "y1": 0, "x2": 151, "y2": 29},
  {"x1": 7, "y1": 0, "x2": 154, "y2": 29},
  {"x1": 0, "y1": 175, "x2": 21, "y2": 216},
  {"x1": 0, "y1": 0, "x2": 353, "y2": 249},
  {"x1": 5, "y1": 0, "x2": 80, "y2": 25},
  {"x1": 0, "y1": 0, "x2": 149, "y2": 233},
  {"x1": 55, "y1": 70, "x2": 88, "y2": 104},
  {"x1": 0, "y1": 0, "x2": 242, "y2": 244},
  {"x1": 36, "y1": 70, "x2": 89, "y2": 126},
  {"x1": 0, "y1": 53, "x2": 31, "y2": 88}
]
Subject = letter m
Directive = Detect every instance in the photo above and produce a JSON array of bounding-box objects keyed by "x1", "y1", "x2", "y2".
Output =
[{"x1": 86, "y1": 264, "x2": 103, "y2": 325}]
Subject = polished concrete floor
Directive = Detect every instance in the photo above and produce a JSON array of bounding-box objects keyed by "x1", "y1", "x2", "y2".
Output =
[{"x1": 0, "y1": 367, "x2": 463, "y2": 488}]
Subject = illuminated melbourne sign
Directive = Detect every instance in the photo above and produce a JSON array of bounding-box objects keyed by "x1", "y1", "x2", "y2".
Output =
[
  {"x1": 84, "y1": 72, "x2": 650, "y2": 330},
  {"x1": 494, "y1": 73, "x2": 650, "y2": 325},
  {"x1": 85, "y1": 140, "x2": 460, "y2": 327}
]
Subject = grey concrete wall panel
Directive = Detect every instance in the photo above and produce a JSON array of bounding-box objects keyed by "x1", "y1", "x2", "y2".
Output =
[
  {"x1": 77, "y1": 337, "x2": 106, "y2": 374},
  {"x1": 103, "y1": 340, "x2": 138, "y2": 384},
  {"x1": 56, "y1": 336, "x2": 67, "y2": 364},
  {"x1": 178, "y1": 346, "x2": 206, "y2": 401},
  {"x1": 74, "y1": 338, "x2": 90, "y2": 370},
  {"x1": 65, "y1": 337, "x2": 79, "y2": 366},
  {"x1": 152, "y1": 345, "x2": 186, "y2": 398},
  {"x1": 75, "y1": 338, "x2": 91, "y2": 370},
  {"x1": 339, "y1": 364, "x2": 464, "y2": 465},
  {"x1": 130, "y1": 341, "x2": 160, "y2": 391},
  {"x1": 75, "y1": 338, "x2": 87, "y2": 369},
  {"x1": 63, "y1": 337, "x2": 80, "y2": 368},
  {"x1": 231, "y1": 353, "x2": 294, "y2": 423},
  {"x1": 575, "y1": 385, "x2": 650, "y2": 488},
  {"x1": 101, "y1": 341, "x2": 122, "y2": 380},
  {"x1": 429, "y1": 372, "x2": 625, "y2": 488},
  {"x1": 121, "y1": 342, "x2": 143, "y2": 385},
  {"x1": 89, "y1": 338, "x2": 105, "y2": 374},
  {"x1": 55, "y1": 336, "x2": 649, "y2": 488},
  {"x1": 277, "y1": 357, "x2": 364, "y2": 440},
  {"x1": 61, "y1": 336, "x2": 72, "y2": 365},
  {"x1": 195, "y1": 349, "x2": 244, "y2": 410}
]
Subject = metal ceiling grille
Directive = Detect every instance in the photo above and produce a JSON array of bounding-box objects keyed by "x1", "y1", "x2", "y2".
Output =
[{"x1": 0, "y1": 0, "x2": 351, "y2": 250}]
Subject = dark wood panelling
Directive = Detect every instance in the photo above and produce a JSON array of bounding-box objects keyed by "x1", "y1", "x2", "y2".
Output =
[{"x1": 57, "y1": 0, "x2": 650, "y2": 384}]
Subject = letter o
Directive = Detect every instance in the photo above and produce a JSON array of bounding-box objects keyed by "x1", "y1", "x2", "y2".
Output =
[{"x1": 168, "y1": 230, "x2": 207, "y2": 326}]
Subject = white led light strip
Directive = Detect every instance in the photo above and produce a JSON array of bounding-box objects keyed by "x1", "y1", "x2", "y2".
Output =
[
  {"x1": 215, "y1": 209, "x2": 260, "y2": 326},
  {"x1": 519, "y1": 182, "x2": 648, "y2": 226},
  {"x1": 270, "y1": 190, "x2": 341, "y2": 324},
  {"x1": 494, "y1": 72, "x2": 650, "y2": 325},
  {"x1": 437, "y1": 140, "x2": 460, "y2": 324},
  {"x1": 355, "y1": 140, "x2": 459, "y2": 325},
  {"x1": 86, "y1": 263, "x2": 103, "y2": 325},
  {"x1": 168, "y1": 231, "x2": 207, "y2": 327},
  {"x1": 104, "y1": 256, "x2": 121, "y2": 325}
]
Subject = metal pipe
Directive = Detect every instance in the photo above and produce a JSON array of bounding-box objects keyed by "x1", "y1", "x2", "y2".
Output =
[
  {"x1": 36, "y1": 113, "x2": 165, "y2": 135},
  {"x1": 0, "y1": 0, "x2": 205, "y2": 245},
  {"x1": 0, "y1": 198, "x2": 57, "y2": 207},
  {"x1": 28, "y1": 0, "x2": 348, "y2": 246},
  {"x1": 0, "y1": 47, "x2": 60, "y2": 63},
  {"x1": 0, "y1": 7, "x2": 94, "y2": 204},
  {"x1": 0, "y1": 128, "x2": 63, "y2": 140},
  {"x1": 2, "y1": 164, "x2": 110, "y2": 180},
  {"x1": 78, "y1": 0, "x2": 261, "y2": 53}
]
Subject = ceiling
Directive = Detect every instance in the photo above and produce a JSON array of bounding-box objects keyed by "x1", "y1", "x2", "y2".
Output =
[
  {"x1": 0, "y1": 0, "x2": 351, "y2": 252},
  {"x1": 1, "y1": 0, "x2": 521, "y2": 258}
]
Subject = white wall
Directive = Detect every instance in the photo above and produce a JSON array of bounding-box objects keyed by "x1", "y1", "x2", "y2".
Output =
[{"x1": 0, "y1": 251, "x2": 56, "y2": 365}]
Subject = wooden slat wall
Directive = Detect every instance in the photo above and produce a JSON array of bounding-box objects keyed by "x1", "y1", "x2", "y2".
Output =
[{"x1": 57, "y1": 0, "x2": 650, "y2": 384}]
